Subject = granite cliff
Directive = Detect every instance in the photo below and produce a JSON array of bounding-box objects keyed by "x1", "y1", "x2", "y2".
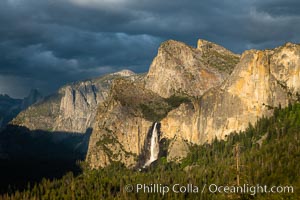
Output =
[
  {"x1": 145, "y1": 40, "x2": 239, "y2": 98},
  {"x1": 161, "y1": 42, "x2": 300, "y2": 145},
  {"x1": 87, "y1": 40, "x2": 300, "y2": 168},
  {"x1": 196, "y1": 43, "x2": 300, "y2": 142},
  {"x1": 11, "y1": 70, "x2": 136, "y2": 133},
  {"x1": 86, "y1": 78, "x2": 192, "y2": 168},
  {"x1": 87, "y1": 39, "x2": 240, "y2": 168}
]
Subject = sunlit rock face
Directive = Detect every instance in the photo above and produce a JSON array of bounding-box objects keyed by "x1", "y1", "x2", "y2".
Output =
[
  {"x1": 86, "y1": 79, "x2": 156, "y2": 168},
  {"x1": 162, "y1": 43, "x2": 300, "y2": 145},
  {"x1": 195, "y1": 43, "x2": 300, "y2": 142},
  {"x1": 145, "y1": 39, "x2": 239, "y2": 98},
  {"x1": 11, "y1": 70, "x2": 136, "y2": 133}
]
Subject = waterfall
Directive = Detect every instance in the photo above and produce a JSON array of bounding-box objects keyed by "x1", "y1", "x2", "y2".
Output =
[{"x1": 143, "y1": 122, "x2": 159, "y2": 167}]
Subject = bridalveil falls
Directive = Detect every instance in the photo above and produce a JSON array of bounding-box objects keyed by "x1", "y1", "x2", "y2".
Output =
[{"x1": 143, "y1": 122, "x2": 159, "y2": 167}]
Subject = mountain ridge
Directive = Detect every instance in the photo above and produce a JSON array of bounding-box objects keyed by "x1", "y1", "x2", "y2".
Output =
[{"x1": 4, "y1": 39, "x2": 300, "y2": 169}]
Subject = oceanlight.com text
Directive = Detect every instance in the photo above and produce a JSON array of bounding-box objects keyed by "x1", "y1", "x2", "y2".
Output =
[{"x1": 124, "y1": 183, "x2": 294, "y2": 196}]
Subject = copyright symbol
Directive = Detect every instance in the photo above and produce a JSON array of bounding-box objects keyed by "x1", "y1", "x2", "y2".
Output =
[{"x1": 124, "y1": 184, "x2": 134, "y2": 192}]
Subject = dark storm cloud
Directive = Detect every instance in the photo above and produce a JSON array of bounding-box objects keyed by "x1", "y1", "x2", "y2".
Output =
[
  {"x1": 0, "y1": 0, "x2": 299, "y2": 97},
  {"x1": 255, "y1": 0, "x2": 300, "y2": 17}
]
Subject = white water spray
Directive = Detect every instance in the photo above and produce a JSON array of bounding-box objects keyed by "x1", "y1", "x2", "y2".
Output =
[{"x1": 143, "y1": 122, "x2": 159, "y2": 167}]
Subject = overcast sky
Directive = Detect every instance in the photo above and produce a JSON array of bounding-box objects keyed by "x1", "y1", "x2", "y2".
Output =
[{"x1": 0, "y1": 0, "x2": 299, "y2": 98}]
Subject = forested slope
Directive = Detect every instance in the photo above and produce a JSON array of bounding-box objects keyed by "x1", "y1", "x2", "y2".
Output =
[{"x1": 2, "y1": 103, "x2": 299, "y2": 200}]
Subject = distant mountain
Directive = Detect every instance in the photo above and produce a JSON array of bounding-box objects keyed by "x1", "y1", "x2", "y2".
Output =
[
  {"x1": 0, "y1": 95, "x2": 22, "y2": 128},
  {"x1": 21, "y1": 89, "x2": 43, "y2": 110},
  {"x1": 0, "y1": 90, "x2": 42, "y2": 129}
]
